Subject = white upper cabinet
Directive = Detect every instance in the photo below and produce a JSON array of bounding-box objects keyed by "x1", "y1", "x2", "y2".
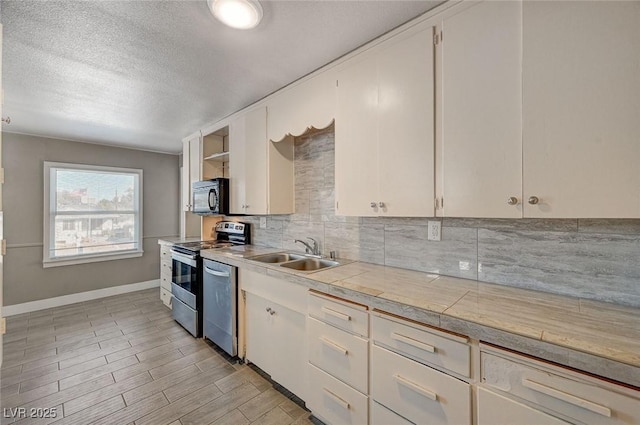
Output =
[
  {"x1": 335, "y1": 25, "x2": 435, "y2": 217},
  {"x1": 267, "y1": 69, "x2": 337, "y2": 143},
  {"x1": 230, "y1": 107, "x2": 267, "y2": 214},
  {"x1": 523, "y1": 1, "x2": 640, "y2": 218},
  {"x1": 438, "y1": 1, "x2": 523, "y2": 218},
  {"x1": 229, "y1": 106, "x2": 294, "y2": 215}
]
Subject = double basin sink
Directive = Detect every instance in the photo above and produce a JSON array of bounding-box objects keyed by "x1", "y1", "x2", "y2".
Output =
[{"x1": 248, "y1": 252, "x2": 339, "y2": 272}]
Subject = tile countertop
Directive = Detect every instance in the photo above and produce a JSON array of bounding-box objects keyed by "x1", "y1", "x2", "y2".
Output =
[{"x1": 197, "y1": 245, "x2": 640, "y2": 388}]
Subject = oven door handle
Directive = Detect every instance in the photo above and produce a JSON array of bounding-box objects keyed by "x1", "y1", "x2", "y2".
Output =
[
  {"x1": 170, "y1": 250, "x2": 197, "y2": 267},
  {"x1": 204, "y1": 267, "x2": 230, "y2": 278}
]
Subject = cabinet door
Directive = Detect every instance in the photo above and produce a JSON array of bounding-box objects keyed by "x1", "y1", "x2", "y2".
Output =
[
  {"x1": 245, "y1": 292, "x2": 307, "y2": 402},
  {"x1": 243, "y1": 106, "x2": 268, "y2": 214},
  {"x1": 335, "y1": 53, "x2": 379, "y2": 217},
  {"x1": 269, "y1": 302, "x2": 307, "y2": 402},
  {"x1": 245, "y1": 292, "x2": 273, "y2": 374},
  {"x1": 440, "y1": 1, "x2": 522, "y2": 218},
  {"x1": 229, "y1": 115, "x2": 246, "y2": 214},
  {"x1": 181, "y1": 140, "x2": 192, "y2": 212},
  {"x1": 523, "y1": 1, "x2": 640, "y2": 218},
  {"x1": 377, "y1": 27, "x2": 435, "y2": 217},
  {"x1": 477, "y1": 387, "x2": 568, "y2": 425}
]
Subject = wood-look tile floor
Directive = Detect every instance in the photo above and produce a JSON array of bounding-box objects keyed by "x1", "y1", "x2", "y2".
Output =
[{"x1": 1, "y1": 289, "x2": 318, "y2": 425}]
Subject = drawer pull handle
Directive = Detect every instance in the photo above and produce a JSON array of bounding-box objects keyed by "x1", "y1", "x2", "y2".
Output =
[
  {"x1": 321, "y1": 306, "x2": 351, "y2": 322},
  {"x1": 205, "y1": 267, "x2": 230, "y2": 278},
  {"x1": 319, "y1": 337, "x2": 349, "y2": 355},
  {"x1": 522, "y1": 379, "x2": 611, "y2": 418},
  {"x1": 391, "y1": 333, "x2": 436, "y2": 353},
  {"x1": 323, "y1": 387, "x2": 350, "y2": 410},
  {"x1": 394, "y1": 374, "x2": 437, "y2": 401}
]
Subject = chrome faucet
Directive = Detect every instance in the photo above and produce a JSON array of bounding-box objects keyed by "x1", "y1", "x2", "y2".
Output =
[{"x1": 295, "y1": 237, "x2": 321, "y2": 256}]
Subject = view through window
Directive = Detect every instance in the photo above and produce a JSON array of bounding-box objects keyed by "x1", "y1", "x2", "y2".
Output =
[{"x1": 44, "y1": 162, "x2": 143, "y2": 266}]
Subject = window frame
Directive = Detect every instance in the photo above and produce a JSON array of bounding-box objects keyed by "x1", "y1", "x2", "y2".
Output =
[{"x1": 43, "y1": 161, "x2": 144, "y2": 268}]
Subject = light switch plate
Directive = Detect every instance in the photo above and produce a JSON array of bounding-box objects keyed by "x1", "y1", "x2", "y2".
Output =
[
  {"x1": 259, "y1": 217, "x2": 267, "y2": 229},
  {"x1": 427, "y1": 221, "x2": 442, "y2": 241}
]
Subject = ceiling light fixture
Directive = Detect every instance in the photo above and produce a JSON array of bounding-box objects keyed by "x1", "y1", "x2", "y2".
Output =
[{"x1": 208, "y1": 0, "x2": 263, "y2": 30}]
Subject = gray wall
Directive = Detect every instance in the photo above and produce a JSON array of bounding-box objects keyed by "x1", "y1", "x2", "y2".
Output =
[
  {"x1": 3, "y1": 133, "x2": 180, "y2": 305},
  {"x1": 240, "y1": 126, "x2": 640, "y2": 307}
]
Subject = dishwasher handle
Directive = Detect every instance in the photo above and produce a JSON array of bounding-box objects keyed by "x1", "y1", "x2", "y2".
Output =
[{"x1": 204, "y1": 266, "x2": 230, "y2": 278}]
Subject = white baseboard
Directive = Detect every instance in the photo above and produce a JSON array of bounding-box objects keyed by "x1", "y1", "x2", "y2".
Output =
[{"x1": 2, "y1": 280, "x2": 160, "y2": 316}]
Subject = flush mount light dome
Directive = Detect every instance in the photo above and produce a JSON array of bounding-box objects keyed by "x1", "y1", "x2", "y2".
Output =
[{"x1": 208, "y1": 0, "x2": 263, "y2": 30}]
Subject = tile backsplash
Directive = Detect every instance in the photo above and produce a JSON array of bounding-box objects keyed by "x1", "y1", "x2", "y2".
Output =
[{"x1": 237, "y1": 126, "x2": 640, "y2": 307}]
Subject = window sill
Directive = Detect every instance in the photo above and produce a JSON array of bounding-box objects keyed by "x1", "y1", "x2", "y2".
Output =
[{"x1": 43, "y1": 250, "x2": 144, "y2": 268}]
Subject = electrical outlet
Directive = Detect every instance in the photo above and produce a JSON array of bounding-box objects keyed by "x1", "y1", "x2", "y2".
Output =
[
  {"x1": 259, "y1": 217, "x2": 267, "y2": 229},
  {"x1": 427, "y1": 221, "x2": 442, "y2": 241}
]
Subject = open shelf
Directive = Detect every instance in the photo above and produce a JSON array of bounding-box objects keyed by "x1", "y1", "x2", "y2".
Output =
[{"x1": 203, "y1": 151, "x2": 229, "y2": 162}]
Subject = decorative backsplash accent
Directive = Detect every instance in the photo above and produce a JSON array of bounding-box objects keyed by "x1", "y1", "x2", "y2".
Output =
[{"x1": 238, "y1": 126, "x2": 640, "y2": 307}]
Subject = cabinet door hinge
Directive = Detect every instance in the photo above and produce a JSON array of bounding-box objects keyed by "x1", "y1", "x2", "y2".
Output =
[
  {"x1": 336, "y1": 201, "x2": 339, "y2": 211},
  {"x1": 1, "y1": 240, "x2": 6, "y2": 256},
  {"x1": 434, "y1": 30, "x2": 443, "y2": 45},
  {"x1": 1, "y1": 317, "x2": 6, "y2": 335},
  {"x1": 0, "y1": 168, "x2": 4, "y2": 184},
  {"x1": 336, "y1": 79, "x2": 339, "y2": 87},
  {"x1": 435, "y1": 197, "x2": 444, "y2": 210},
  {"x1": 242, "y1": 291, "x2": 246, "y2": 301}
]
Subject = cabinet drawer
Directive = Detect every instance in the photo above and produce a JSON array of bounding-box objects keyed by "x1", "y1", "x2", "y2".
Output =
[
  {"x1": 477, "y1": 387, "x2": 568, "y2": 425},
  {"x1": 160, "y1": 274, "x2": 172, "y2": 291},
  {"x1": 371, "y1": 312, "x2": 470, "y2": 377},
  {"x1": 160, "y1": 287, "x2": 172, "y2": 309},
  {"x1": 308, "y1": 292, "x2": 368, "y2": 337},
  {"x1": 161, "y1": 260, "x2": 172, "y2": 275},
  {"x1": 481, "y1": 350, "x2": 640, "y2": 425},
  {"x1": 307, "y1": 363, "x2": 368, "y2": 425},
  {"x1": 371, "y1": 401, "x2": 414, "y2": 425},
  {"x1": 308, "y1": 317, "x2": 368, "y2": 394},
  {"x1": 371, "y1": 345, "x2": 471, "y2": 425}
]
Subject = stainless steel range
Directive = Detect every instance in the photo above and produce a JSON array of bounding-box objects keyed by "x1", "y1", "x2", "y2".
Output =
[{"x1": 170, "y1": 221, "x2": 250, "y2": 339}]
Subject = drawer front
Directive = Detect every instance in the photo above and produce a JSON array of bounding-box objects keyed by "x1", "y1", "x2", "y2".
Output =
[
  {"x1": 161, "y1": 245, "x2": 172, "y2": 259},
  {"x1": 372, "y1": 313, "x2": 470, "y2": 377},
  {"x1": 160, "y1": 274, "x2": 172, "y2": 291},
  {"x1": 160, "y1": 287, "x2": 172, "y2": 308},
  {"x1": 371, "y1": 345, "x2": 471, "y2": 425},
  {"x1": 308, "y1": 292, "x2": 368, "y2": 337},
  {"x1": 307, "y1": 363, "x2": 368, "y2": 425},
  {"x1": 482, "y1": 352, "x2": 640, "y2": 425},
  {"x1": 308, "y1": 316, "x2": 368, "y2": 394},
  {"x1": 161, "y1": 260, "x2": 172, "y2": 277},
  {"x1": 477, "y1": 387, "x2": 568, "y2": 425},
  {"x1": 371, "y1": 401, "x2": 414, "y2": 425}
]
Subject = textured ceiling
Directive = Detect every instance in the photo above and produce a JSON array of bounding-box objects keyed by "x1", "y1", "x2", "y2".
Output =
[{"x1": 1, "y1": 0, "x2": 442, "y2": 153}]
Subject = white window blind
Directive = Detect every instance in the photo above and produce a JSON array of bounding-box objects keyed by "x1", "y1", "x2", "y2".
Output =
[{"x1": 43, "y1": 162, "x2": 143, "y2": 267}]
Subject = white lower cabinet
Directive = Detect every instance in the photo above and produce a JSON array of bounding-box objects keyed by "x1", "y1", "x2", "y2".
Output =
[
  {"x1": 241, "y1": 270, "x2": 307, "y2": 401},
  {"x1": 308, "y1": 364, "x2": 369, "y2": 425},
  {"x1": 159, "y1": 244, "x2": 172, "y2": 308},
  {"x1": 477, "y1": 387, "x2": 568, "y2": 425},
  {"x1": 370, "y1": 311, "x2": 472, "y2": 425},
  {"x1": 306, "y1": 292, "x2": 369, "y2": 425},
  {"x1": 371, "y1": 345, "x2": 471, "y2": 425},
  {"x1": 480, "y1": 345, "x2": 640, "y2": 425}
]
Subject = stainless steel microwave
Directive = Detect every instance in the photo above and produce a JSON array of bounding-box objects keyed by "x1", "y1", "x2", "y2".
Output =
[{"x1": 192, "y1": 178, "x2": 229, "y2": 215}]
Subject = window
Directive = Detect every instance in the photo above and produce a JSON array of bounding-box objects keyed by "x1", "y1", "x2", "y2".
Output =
[{"x1": 43, "y1": 162, "x2": 143, "y2": 267}]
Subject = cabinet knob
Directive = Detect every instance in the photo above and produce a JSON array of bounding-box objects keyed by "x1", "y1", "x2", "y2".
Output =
[
  {"x1": 528, "y1": 196, "x2": 540, "y2": 205},
  {"x1": 370, "y1": 202, "x2": 377, "y2": 208},
  {"x1": 378, "y1": 202, "x2": 385, "y2": 208},
  {"x1": 507, "y1": 197, "x2": 519, "y2": 206}
]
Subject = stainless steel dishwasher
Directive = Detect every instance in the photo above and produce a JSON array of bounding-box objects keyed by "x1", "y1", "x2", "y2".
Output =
[{"x1": 202, "y1": 258, "x2": 237, "y2": 356}]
